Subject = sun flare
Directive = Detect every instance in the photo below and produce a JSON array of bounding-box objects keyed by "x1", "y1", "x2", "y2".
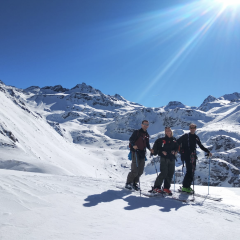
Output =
[{"x1": 214, "y1": 0, "x2": 240, "y2": 6}]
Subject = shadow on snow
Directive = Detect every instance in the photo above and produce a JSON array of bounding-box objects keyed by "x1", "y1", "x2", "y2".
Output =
[
  {"x1": 123, "y1": 195, "x2": 185, "y2": 212},
  {"x1": 83, "y1": 189, "x2": 187, "y2": 212},
  {"x1": 83, "y1": 189, "x2": 131, "y2": 207}
]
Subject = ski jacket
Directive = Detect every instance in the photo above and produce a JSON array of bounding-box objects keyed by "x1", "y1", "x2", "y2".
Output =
[
  {"x1": 153, "y1": 136, "x2": 178, "y2": 160},
  {"x1": 177, "y1": 133, "x2": 210, "y2": 155},
  {"x1": 129, "y1": 128, "x2": 150, "y2": 151}
]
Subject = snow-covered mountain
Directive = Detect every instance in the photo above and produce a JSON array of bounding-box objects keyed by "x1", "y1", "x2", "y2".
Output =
[
  {"x1": 0, "y1": 80, "x2": 240, "y2": 187},
  {"x1": 198, "y1": 92, "x2": 240, "y2": 112},
  {"x1": 1, "y1": 80, "x2": 240, "y2": 240}
]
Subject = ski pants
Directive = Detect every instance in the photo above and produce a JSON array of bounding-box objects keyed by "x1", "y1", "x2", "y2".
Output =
[
  {"x1": 183, "y1": 155, "x2": 196, "y2": 188},
  {"x1": 126, "y1": 151, "x2": 145, "y2": 184},
  {"x1": 154, "y1": 157, "x2": 175, "y2": 189}
]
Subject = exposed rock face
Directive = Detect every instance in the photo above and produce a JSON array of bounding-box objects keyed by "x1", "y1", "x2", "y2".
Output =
[
  {"x1": 42, "y1": 85, "x2": 68, "y2": 92},
  {"x1": 0, "y1": 124, "x2": 18, "y2": 148},
  {"x1": 165, "y1": 101, "x2": 188, "y2": 110},
  {"x1": 47, "y1": 121, "x2": 65, "y2": 137}
]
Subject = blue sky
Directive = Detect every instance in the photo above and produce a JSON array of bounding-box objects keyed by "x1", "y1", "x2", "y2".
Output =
[{"x1": 1, "y1": 0, "x2": 240, "y2": 108}]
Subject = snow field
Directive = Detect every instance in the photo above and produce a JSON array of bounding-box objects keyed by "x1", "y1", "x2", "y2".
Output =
[{"x1": 1, "y1": 170, "x2": 240, "y2": 240}]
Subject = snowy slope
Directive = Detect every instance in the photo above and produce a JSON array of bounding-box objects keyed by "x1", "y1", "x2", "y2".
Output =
[
  {"x1": 0, "y1": 170, "x2": 240, "y2": 240},
  {"x1": 1, "y1": 80, "x2": 240, "y2": 239},
  {"x1": 0, "y1": 82, "x2": 127, "y2": 179}
]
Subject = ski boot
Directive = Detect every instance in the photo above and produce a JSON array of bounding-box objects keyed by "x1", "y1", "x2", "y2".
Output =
[
  {"x1": 125, "y1": 183, "x2": 133, "y2": 190},
  {"x1": 132, "y1": 182, "x2": 140, "y2": 191},
  {"x1": 152, "y1": 187, "x2": 163, "y2": 194},
  {"x1": 163, "y1": 188, "x2": 172, "y2": 196},
  {"x1": 181, "y1": 187, "x2": 194, "y2": 194}
]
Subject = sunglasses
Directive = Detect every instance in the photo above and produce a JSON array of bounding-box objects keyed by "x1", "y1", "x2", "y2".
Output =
[
  {"x1": 142, "y1": 123, "x2": 149, "y2": 126},
  {"x1": 190, "y1": 127, "x2": 196, "y2": 129}
]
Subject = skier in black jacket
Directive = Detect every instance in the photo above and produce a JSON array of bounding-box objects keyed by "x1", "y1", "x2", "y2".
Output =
[
  {"x1": 152, "y1": 127, "x2": 178, "y2": 195},
  {"x1": 177, "y1": 123, "x2": 212, "y2": 193},
  {"x1": 125, "y1": 120, "x2": 153, "y2": 190}
]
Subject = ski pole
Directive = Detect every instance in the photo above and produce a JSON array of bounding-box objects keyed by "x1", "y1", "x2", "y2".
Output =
[
  {"x1": 207, "y1": 154, "x2": 211, "y2": 195},
  {"x1": 153, "y1": 158, "x2": 159, "y2": 177},
  {"x1": 135, "y1": 151, "x2": 141, "y2": 197},
  {"x1": 192, "y1": 165, "x2": 194, "y2": 198},
  {"x1": 181, "y1": 155, "x2": 185, "y2": 177},
  {"x1": 191, "y1": 152, "x2": 195, "y2": 198},
  {"x1": 208, "y1": 157, "x2": 210, "y2": 195},
  {"x1": 174, "y1": 167, "x2": 175, "y2": 192},
  {"x1": 174, "y1": 153, "x2": 179, "y2": 192}
]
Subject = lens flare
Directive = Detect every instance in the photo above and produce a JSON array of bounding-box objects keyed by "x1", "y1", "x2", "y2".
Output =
[
  {"x1": 109, "y1": 0, "x2": 240, "y2": 102},
  {"x1": 214, "y1": 0, "x2": 240, "y2": 6}
]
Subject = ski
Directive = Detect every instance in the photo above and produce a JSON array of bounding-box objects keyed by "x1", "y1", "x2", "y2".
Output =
[
  {"x1": 141, "y1": 191, "x2": 164, "y2": 198},
  {"x1": 178, "y1": 188, "x2": 222, "y2": 201},
  {"x1": 116, "y1": 186, "x2": 194, "y2": 203},
  {"x1": 142, "y1": 191, "x2": 193, "y2": 203},
  {"x1": 170, "y1": 196, "x2": 194, "y2": 203},
  {"x1": 116, "y1": 185, "x2": 136, "y2": 192}
]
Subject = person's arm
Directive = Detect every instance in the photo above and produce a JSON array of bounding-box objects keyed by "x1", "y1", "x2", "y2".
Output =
[
  {"x1": 177, "y1": 134, "x2": 184, "y2": 146},
  {"x1": 173, "y1": 138, "x2": 178, "y2": 152},
  {"x1": 152, "y1": 139, "x2": 161, "y2": 155},
  {"x1": 145, "y1": 133, "x2": 154, "y2": 153},
  {"x1": 160, "y1": 139, "x2": 168, "y2": 157},
  {"x1": 146, "y1": 134, "x2": 151, "y2": 150},
  {"x1": 196, "y1": 137, "x2": 210, "y2": 153},
  {"x1": 171, "y1": 139, "x2": 179, "y2": 155}
]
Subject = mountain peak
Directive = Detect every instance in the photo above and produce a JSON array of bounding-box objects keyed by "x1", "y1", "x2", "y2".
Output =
[
  {"x1": 165, "y1": 101, "x2": 186, "y2": 110},
  {"x1": 205, "y1": 95, "x2": 217, "y2": 102},
  {"x1": 220, "y1": 92, "x2": 240, "y2": 102},
  {"x1": 113, "y1": 94, "x2": 126, "y2": 101},
  {"x1": 199, "y1": 95, "x2": 217, "y2": 106},
  {"x1": 70, "y1": 82, "x2": 101, "y2": 94},
  {"x1": 24, "y1": 86, "x2": 41, "y2": 93}
]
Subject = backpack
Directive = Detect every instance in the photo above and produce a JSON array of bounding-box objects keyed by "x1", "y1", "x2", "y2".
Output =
[
  {"x1": 128, "y1": 130, "x2": 140, "y2": 149},
  {"x1": 128, "y1": 130, "x2": 148, "y2": 161}
]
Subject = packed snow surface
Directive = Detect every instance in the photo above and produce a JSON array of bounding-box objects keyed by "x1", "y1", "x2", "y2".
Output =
[{"x1": 1, "y1": 170, "x2": 240, "y2": 240}]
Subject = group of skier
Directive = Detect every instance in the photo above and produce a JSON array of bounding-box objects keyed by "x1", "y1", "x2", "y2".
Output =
[{"x1": 125, "y1": 120, "x2": 212, "y2": 194}]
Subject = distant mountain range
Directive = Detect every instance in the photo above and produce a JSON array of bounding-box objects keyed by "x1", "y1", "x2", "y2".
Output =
[{"x1": 0, "y1": 80, "x2": 240, "y2": 186}]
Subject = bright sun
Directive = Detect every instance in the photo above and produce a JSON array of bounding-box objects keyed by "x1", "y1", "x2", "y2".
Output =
[{"x1": 214, "y1": 0, "x2": 240, "y2": 6}]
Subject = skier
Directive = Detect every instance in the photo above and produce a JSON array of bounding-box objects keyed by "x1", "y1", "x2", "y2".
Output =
[
  {"x1": 151, "y1": 127, "x2": 178, "y2": 195},
  {"x1": 177, "y1": 123, "x2": 212, "y2": 193},
  {"x1": 125, "y1": 120, "x2": 153, "y2": 191}
]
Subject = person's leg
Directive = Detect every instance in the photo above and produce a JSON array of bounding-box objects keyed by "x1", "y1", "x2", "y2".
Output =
[
  {"x1": 182, "y1": 156, "x2": 192, "y2": 188},
  {"x1": 154, "y1": 157, "x2": 168, "y2": 188},
  {"x1": 126, "y1": 152, "x2": 138, "y2": 184},
  {"x1": 163, "y1": 159, "x2": 175, "y2": 189},
  {"x1": 133, "y1": 156, "x2": 145, "y2": 183}
]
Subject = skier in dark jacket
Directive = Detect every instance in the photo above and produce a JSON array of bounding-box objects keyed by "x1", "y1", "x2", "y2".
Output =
[
  {"x1": 152, "y1": 127, "x2": 178, "y2": 195},
  {"x1": 177, "y1": 123, "x2": 212, "y2": 193},
  {"x1": 125, "y1": 120, "x2": 153, "y2": 190}
]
